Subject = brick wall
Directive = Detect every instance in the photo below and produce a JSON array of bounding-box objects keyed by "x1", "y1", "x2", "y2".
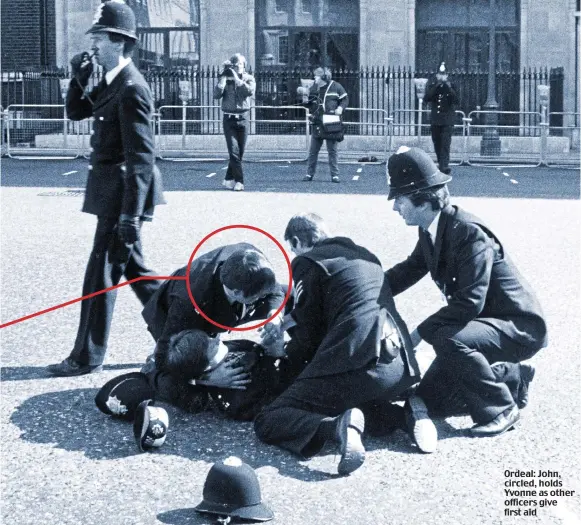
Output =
[{"x1": 1, "y1": 0, "x2": 56, "y2": 69}]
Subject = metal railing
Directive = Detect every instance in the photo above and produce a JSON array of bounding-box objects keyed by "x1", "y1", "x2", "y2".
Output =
[{"x1": 2, "y1": 105, "x2": 578, "y2": 168}]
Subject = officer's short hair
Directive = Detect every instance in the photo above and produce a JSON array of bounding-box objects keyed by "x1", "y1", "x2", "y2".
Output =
[
  {"x1": 165, "y1": 329, "x2": 220, "y2": 380},
  {"x1": 408, "y1": 185, "x2": 450, "y2": 211},
  {"x1": 284, "y1": 213, "x2": 330, "y2": 248},
  {"x1": 108, "y1": 32, "x2": 136, "y2": 57},
  {"x1": 220, "y1": 249, "x2": 276, "y2": 298}
]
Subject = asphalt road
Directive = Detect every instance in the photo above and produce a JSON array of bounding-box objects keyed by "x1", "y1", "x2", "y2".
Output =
[{"x1": 1, "y1": 157, "x2": 580, "y2": 525}]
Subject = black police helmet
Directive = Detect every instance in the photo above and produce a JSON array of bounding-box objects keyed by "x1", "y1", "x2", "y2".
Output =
[
  {"x1": 195, "y1": 456, "x2": 274, "y2": 522},
  {"x1": 95, "y1": 372, "x2": 156, "y2": 421},
  {"x1": 387, "y1": 146, "x2": 452, "y2": 200},
  {"x1": 86, "y1": 1, "x2": 137, "y2": 40}
]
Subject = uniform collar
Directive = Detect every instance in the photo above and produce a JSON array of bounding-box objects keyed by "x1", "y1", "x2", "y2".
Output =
[
  {"x1": 426, "y1": 211, "x2": 441, "y2": 241},
  {"x1": 105, "y1": 56, "x2": 132, "y2": 85}
]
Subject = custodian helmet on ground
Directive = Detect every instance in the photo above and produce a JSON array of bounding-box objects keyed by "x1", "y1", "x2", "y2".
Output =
[
  {"x1": 133, "y1": 399, "x2": 169, "y2": 452},
  {"x1": 387, "y1": 146, "x2": 452, "y2": 200},
  {"x1": 195, "y1": 456, "x2": 274, "y2": 522},
  {"x1": 95, "y1": 372, "x2": 156, "y2": 421},
  {"x1": 86, "y1": 0, "x2": 137, "y2": 40}
]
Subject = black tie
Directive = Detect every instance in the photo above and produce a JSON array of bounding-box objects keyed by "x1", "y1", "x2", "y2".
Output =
[{"x1": 424, "y1": 230, "x2": 435, "y2": 257}]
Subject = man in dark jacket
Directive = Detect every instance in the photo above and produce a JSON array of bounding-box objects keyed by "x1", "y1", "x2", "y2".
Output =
[
  {"x1": 385, "y1": 146, "x2": 548, "y2": 437},
  {"x1": 213, "y1": 53, "x2": 256, "y2": 192},
  {"x1": 300, "y1": 68, "x2": 348, "y2": 183},
  {"x1": 423, "y1": 62, "x2": 459, "y2": 174},
  {"x1": 48, "y1": 1, "x2": 165, "y2": 377},
  {"x1": 254, "y1": 214, "x2": 436, "y2": 477},
  {"x1": 142, "y1": 243, "x2": 286, "y2": 377}
]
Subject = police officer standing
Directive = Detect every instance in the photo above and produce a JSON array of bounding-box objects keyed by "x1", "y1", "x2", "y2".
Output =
[
  {"x1": 424, "y1": 62, "x2": 459, "y2": 174},
  {"x1": 214, "y1": 54, "x2": 256, "y2": 192},
  {"x1": 48, "y1": 1, "x2": 165, "y2": 376}
]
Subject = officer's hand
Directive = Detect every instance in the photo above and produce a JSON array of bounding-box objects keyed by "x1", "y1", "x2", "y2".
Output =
[
  {"x1": 335, "y1": 107, "x2": 343, "y2": 116},
  {"x1": 197, "y1": 361, "x2": 251, "y2": 390},
  {"x1": 262, "y1": 337, "x2": 287, "y2": 358},
  {"x1": 70, "y1": 52, "x2": 93, "y2": 85},
  {"x1": 258, "y1": 311, "x2": 283, "y2": 346},
  {"x1": 117, "y1": 214, "x2": 141, "y2": 244}
]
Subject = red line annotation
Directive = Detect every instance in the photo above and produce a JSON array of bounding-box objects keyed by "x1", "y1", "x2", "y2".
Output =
[{"x1": 0, "y1": 276, "x2": 186, "y2": 330}]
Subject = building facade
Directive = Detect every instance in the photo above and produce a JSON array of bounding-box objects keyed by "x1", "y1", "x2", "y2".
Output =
[{"x1": 1, "y1": 0, "x2": 578, "y2": 114}]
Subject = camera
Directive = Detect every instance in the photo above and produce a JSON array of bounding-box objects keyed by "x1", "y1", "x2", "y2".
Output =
[{"x1": 221, "y1": 60, "x2": 235, "y2": 77}]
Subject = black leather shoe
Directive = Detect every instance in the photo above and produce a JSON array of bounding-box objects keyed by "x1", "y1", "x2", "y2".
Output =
[
  {"x1": 335, "y1": 408, "x2": 365, "y2": 476},
  {"x1": 47, "y1": 357, "x2": 103, "y2": 377},
  {"x1": 517, "y1": 363, "x2": 536, "y2": 409},
  {"x1": 470, "y1": 405, "x2": 520, "y2": 437},
  {"x1": 404, "y1": 395, "x2": 438, "y2": 453},
  {"x1": 441, "y1": 167, "x2": 452, "y2": 175}
]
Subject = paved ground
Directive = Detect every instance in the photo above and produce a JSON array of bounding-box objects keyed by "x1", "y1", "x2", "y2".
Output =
[{"x1": 1, "y1": 158, "x2": 580, "y2": 525}]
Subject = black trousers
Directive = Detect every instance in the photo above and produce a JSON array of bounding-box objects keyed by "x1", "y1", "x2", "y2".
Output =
[
  {"x1": 431, "y1": 124, "x2": 454, "y2": 170},
  {"x1": 223, "y1": 115, "x2": 249, "y2": 183},
  {"x1": 70, "y1": 216, "x2": 161, "y2": 366},
  {"x1": 254, "y1": 350, "x2": 418, "y2": 459},
  {"x1": 416, "y1": 320, "x2": 542, "y2": 425}
]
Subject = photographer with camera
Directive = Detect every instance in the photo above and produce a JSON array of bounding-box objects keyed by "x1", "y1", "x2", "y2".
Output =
[
  {"x1": 298, "y1": 67, "x2": 348, "y2": 183},
  {"x1": 213, "y1": 54, "x2": 256, "y2": 192}
]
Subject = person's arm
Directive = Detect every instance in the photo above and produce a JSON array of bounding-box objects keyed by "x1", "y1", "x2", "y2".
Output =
[
  {"x1": 423, "y1": 80, "x2": 438, "y2": 103},
  {"x1": 282, "y1": 258, "x2": 325, "y2": 364},
  {"x1": 233, "y1": 72, "x2": 256, "y2": 98},
  {"x1": 416, "y1": 224, "x2": 495, "y2": 344},
  {"x1": 385, "y1": 239, "x2": 429, "y2": 297},
  {"x1": 154, "y1": 296, "x2": 199, "y2": 371},
  {"x1": 335, "y1": 82, "x2": 349, "y2": 114},
  {"x1": 213, "y1": 76, "x2": 227, "y2": 99}
]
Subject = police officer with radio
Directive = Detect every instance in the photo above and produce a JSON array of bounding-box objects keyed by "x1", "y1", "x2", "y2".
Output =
[
  {"x1": 47, "y1": 1, "x2": 165, "y2": 377},
  {"x1": 424, "y1": 62, "x2": 459, "y2": 174},
  {"x1": 213, "y1": 53, "x2": 256, "y2": 192}
]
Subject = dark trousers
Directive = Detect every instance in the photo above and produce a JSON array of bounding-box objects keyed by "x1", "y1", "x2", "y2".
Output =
[
  {"x1": 70, "y1": 216, "x2": 161, "y2": 366},
  {"x1": 223, "y1": 115, "x2": 249, "y2": 183},
  {"x1": 416, "y1": 320, "x2": 542, "y2": 425},
  {"x1": 431, "y1": 124, "x2": 454, "y2": 170},
  {"x1": 254, "y1": 350, "x2": 417, "y2": 459},
  {"x1": 307, "y1": 136, "x2": 339, "y2": 178}
]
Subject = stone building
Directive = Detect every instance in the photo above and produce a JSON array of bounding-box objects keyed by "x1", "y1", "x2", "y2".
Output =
[{"x1": 1, "y1": 0, "x2": 579, "y2": 114}]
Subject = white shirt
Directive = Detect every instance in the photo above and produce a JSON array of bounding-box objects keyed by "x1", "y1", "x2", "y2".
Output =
[
  {"x1": 105, "y1": 56, "x2": 132, "y2": 85},
  {"x1": 426, "y1": 211, "x2": 441, "y2": 243}
]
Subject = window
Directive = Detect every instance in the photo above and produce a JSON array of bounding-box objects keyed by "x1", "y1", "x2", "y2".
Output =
[
  {"x1": 278, "y1": 35, "x2": 289, "y2": 64},
  {"x1": 301, "y1": 0, "x2": 312, "y2": 13},
  {"x1": 275, "y1": 0, "x2": 287, "y2": 13}
]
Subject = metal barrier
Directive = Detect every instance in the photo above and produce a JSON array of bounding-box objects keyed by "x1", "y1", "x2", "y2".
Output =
[
  {"x1": 338, "y1": 108, "x2": 390, "y2": 164},
  {"x1": 387, "y1": 109, "x2": 467, "y2": 166},
  {"x1": 546, "y1": 112, "x2": 581, "y2": 167},
  {"x1": 1, "y1": 106, "x2": 5, "y2": 156},
  {"x1": 465, "y1": 110, "x2": 543, "y2": 166},
  {"x1": 5, "y1": 104, "x2": 81, "y2": 159},
  {"x1": 156, "y1": 105, "x2": 310, "y2": 162}
]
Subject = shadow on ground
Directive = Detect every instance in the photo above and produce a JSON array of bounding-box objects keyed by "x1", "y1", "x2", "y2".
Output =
[
  {"x1": 0, "y1": 364, "x2": 143, "y2": 381},
  {"x1": 13, "y1": 388, "x2": 403, "y2": 482}
]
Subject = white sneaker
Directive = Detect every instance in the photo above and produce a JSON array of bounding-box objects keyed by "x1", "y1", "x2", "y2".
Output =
[
  {"x1": 233, "y1": 182, "x2": 245, "y2": 192},
  {"x1": 222, "y1": 179, "x2": 235, "y2": 189}
]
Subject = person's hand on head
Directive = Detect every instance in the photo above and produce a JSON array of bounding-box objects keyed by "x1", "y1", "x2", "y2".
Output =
[{"x1": 196, "y1": 360, "x2": 252, "y2": 390}]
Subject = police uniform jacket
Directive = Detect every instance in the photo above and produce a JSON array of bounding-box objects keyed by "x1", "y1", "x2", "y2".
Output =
[
  {"x1": 386, "y1": 205, "x2": 548, "y2": 349},
  {"x1": 424, "y1": 79, "x2": 459, "y2": 126},
  {"x1": 141, "y1": 243, "x2": 285, "y2": 371},
  {"x1": 66, "y1": 62, "x2": 165, "y2": 218},
  {"x1": 286, "y1": 236, "x2": 420, "y2": 380}
]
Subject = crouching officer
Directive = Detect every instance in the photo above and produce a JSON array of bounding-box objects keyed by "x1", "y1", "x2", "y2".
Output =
[
  {"x1": 385, "y1": 147, "x2": 547, "y2": 437},
  {"x1": 48, "y1": 0, "x2": 165, "y2": 376},
  {"x1": 424, "y1": 62, "x2": 459, "y2": 174}
]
